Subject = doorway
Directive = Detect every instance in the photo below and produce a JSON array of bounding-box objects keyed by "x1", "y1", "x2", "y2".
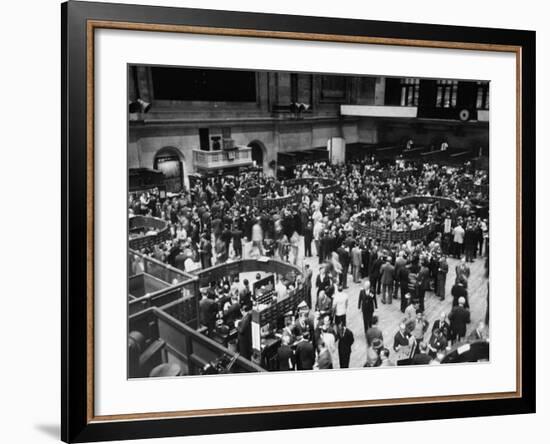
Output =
[{"x1": 153, "y1": 147, "x2": 185, "y2": 193}]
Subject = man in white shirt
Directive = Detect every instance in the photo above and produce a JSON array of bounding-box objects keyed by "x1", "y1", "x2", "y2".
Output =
[
  {"x1": 332, "y1": 285, "x2": 349, "y2": 326},
  {"x1": 275, "y1": 276, "x2": 288, "y2": 302},
  {"x1": 452, "y1": 223, "x2": 465, "y2": 258}
]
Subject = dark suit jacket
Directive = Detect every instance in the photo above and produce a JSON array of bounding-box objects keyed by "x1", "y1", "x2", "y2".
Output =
[
  {"x1": 338, "y1": 328, "x2": 355, "y2": 357},
  {"x1": 295, "y1": 340, "x2": 315, "y2": 370},
  {"x1": 337, "y1": 247, "x2": 350, "y2": 269},
  {"x1": 277, "y1": 344, "x2": 294, "y2": 371},
  {"x1": 417, "y1": 266, "x2": 431, "y2": 291},
  {"x1": 449, "y1": 306, "x2": 471, "y2": 337},
  {"x1": 237, "y1": 312, "x2": 252, "y2": 359},
  {"x1": 358, "y1": 289, "x2": 377, "y2": 314}
]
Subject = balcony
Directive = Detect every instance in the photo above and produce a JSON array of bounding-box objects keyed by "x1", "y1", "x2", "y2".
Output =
[{"x1": 193, "y1": 146, "x2": 253, "y2": 172}]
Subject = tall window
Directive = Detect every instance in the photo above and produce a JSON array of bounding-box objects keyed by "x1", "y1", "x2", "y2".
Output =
[
  {"x1": 476, "y1": 81, "x2": 490, "y2": 110},
  {"x1": 400, "y1": 78, "x2": 420, "y2": 106},
  {"x1": 435, "y1": 79, "x2": 458, "y2": 108}
]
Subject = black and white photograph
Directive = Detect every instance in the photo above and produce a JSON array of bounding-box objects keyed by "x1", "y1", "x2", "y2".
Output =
[{"x1": 127, "y1": 66, "x2": 490, "y2": 378}]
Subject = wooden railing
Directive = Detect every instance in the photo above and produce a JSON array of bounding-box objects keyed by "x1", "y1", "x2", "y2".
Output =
[
  {"x1": 353, "y1": 221, "x2": 436, "y2": 243},
  {"x1": 193, "y1": 147, "x2": 253, "y2": 171},
  {"x1": 191, "y1": 258, "x2": 303, "y2": 288},
  {"x1": 129, "y1": 307, "x2": 265, "y2": 377},
  {"x1": 128, "y1": 250, "x2": 200, "y2": 327},
  {"x1": 238, "y1": 177, "x2": 340, "y2": 209},
  {"x1": 128, "y1": 215, "x2": 170, "y2": 250}
]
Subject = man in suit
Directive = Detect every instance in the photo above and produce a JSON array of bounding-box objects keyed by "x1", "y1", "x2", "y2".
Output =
[
  {"x1": 427, "y1": 327, "x2": 448, "y2": 359},
  {"x1": 315, "y1": 266, "x2": 332, "y2": 297},
  {"x1": 173, "y1": 249, "x2": 187, "y2": 272},
  {"x1": 295, "y1": 333, "x2": 315, "y2": 371},
  {"x1": 237, "y1": 305, "x2": 253, "y2": 360},
  {"x1": 357, "y1": 281, "x2": 377, "y2": 335},
  {"x1": 455, "y1": 256, "x2": 471, "y2": 287},
  {"x1": 369, "y1": 250, "x2": 383, "y2": 296},
  {"x1": 380, "y1": 257, "x2": 395, "y2": 304},
  {"x1": 337, "y1": 321, "x2": 355, "y2": 369},
  {"x1": 199, "y1": 293, "x2": 218, "y2": 335},
  {"x1": 393, "y1": 250, "x2": 407, "y2": 300},
  {"x1": 238, "y1": 279, "x2": 252, "y2": 310},
  {"x1": 416, "y1": 260, "x2": 431, "y2": 312},
  {"x1": 468, "y1": 321, "x2": 488, "y2": 341},
  {"x1": 303, "y1": 264, "x2": 313, "y2": 308},
  {"x1": 436, "y1": 255, "x2": 449, "y2": 301},
  {"x1": 432, "y1": 311, "x2": 451, "y2": 340},
  {"x1": 231, "y1": 225, "x2": 243, "y2": 258},
  {"x1": 365, "y1": 315, "x2": 383, "y2": 348},
  {"x1": 451, "y1": 278, "x2": 469, "y2": 308},
  {"x1": 398, "y1": 264, "x2": 411, "y2": 313},
  {"x1": 198, "y1": 233, "x2": 212, "y2": 269},
  {"x1": 303, "y1": 220, "x2": 313, "y2": 258},
  {"x1": 276, "y1": 334, "x2": 294, "y2": 371},
  {"x1": 448, "y1": 297, "x2": 471, "y2": 342},
  {"x1": 351, "y1": 243, "x2": 363, "y2": 283},
  {"x1": 337, "y1": 244, "x2": 350, "y2": 289}
]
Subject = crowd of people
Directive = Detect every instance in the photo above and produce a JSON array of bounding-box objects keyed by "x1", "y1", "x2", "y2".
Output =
[{"x1": 129, "y1": 156, "x2": 490, "y2": 370}]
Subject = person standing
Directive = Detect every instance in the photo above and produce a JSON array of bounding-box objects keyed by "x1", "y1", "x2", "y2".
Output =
[
  {"x1": 416, "y1": 260, "x2": 431, "y2": 312},
  {"x1": 452, "y1": 223, "x2": 465, "y2": 258},
  {"x1": 393, "y1": 322, "x2": 413, "y2": 364},
  {"x1": 464, "y1": 223, "x2": 476, "y2": 263},
  {"x1": 369, "y1": 250, "x2": 383, "y2": 296},
  {"x1": 332, "y1": 285, "x2": 349, "y2": 326},
  {"x1": 295, "y1": 333, "x2": 315, "y2": 371},
  {"x1": 231, "y1": 225, "x2": 243, "y2": 258},
  {"x1": 337, "y1": 321, "x2": 355, "y2": 369},
  {"x1": 303, "y1": 264, "x2": 313, "y2": 308},
  {"x1": 451, "y1": 278, "x2": 469, "y2": 308},
  {"x1": 365, "y1": 315, "x2": 383, "y2": 348},
  {"x1": 237, "y1": 305, "x2": 253, "y2": 359},
  {"x1": 303, "y1": 220, "x2": 313, "y2": 258},
  {"x1": 393, "y1": 250, "x2": 407, "y2": 300},
  {"x1": 448, "y1": 297, "x2": 471, "y2": 343},
  {"x1": 198, "y1": 233, "x2": 212, "y2": 269},
  {"x1": 427, "y1": 328, "x2": 448, "y2": 359},
  {"x1": 380, "y1": 257, "x2": 395, "y2": 304},
  {"x1": 468, "y1": 321, "x2": 488, "y2": 341},
  {"x1": 455, "y1": 256, "x2": 471, "y2": 287},
  {"x1": 358, "y1": 281, "x2": 378, "y2": 335},
  {"x1": 398, "y1": 264, "x2": 411, "y2": 313},
  {"x1": 276, "y1": 334, "x2": 295, "y2": 371},
  {"x1": 316, "y1": 340, "x2": 333, "y2": 370},
  {"x1": 436, "y1": 254, "x2": 449, "y2": 301},
  {"x1": 351, "y1": 243, "x2": 363, "y2": 284},
  {"x1": 336, "y1": 244, "x2": 350, "y2": 289},
  {"x1": 251, "y1": 218, "x2": 264, "y2": 256}
]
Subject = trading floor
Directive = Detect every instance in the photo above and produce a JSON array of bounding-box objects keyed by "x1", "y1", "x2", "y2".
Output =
[{"x1": 242, "y1": 238, "x2": 488, "y2": 369}]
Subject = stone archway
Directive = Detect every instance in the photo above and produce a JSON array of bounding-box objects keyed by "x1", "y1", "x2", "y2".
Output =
[
  {"x1": 153, "y1": 146, "x2": 187, "y2": 192},
  {"x1": 247, "y1": 140, "x2": 268, "y2": 172}
]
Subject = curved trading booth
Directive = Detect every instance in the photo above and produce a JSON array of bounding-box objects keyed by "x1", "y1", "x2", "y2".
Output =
[
  {"x1": 393, "y1": 195, "x2": 460, "y2": 209},
  {"x1": 239, "y1": 177, "x2": 339, "y2": 209},
  {"x1": 353, "y1": 218, "x2": 436, "y2": 243},
  {"x1": 129, "y1": 215, "x2": 171, "y2": 250},
  {"x1": 128, "y1": 256, "x2": 306, "y2": 377},
  {"x1": 192, "y1": 258, "x2": 308, "y2": 370},
  {"x1": 351, "y1": 194, "x2": 462, "y2": 243}
]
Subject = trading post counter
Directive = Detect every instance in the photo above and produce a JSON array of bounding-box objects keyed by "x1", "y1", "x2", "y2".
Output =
[
  {"x1": 192, "y1": 258, "x2": 309, "y2": 370},
  {"x1": 129, "y1": 307, "x2": 265, "y2": 378}
]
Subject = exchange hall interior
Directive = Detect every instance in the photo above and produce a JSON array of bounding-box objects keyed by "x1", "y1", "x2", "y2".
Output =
[{"x1": 127, "y1": 66, "x2": 490, "y2": 378}]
